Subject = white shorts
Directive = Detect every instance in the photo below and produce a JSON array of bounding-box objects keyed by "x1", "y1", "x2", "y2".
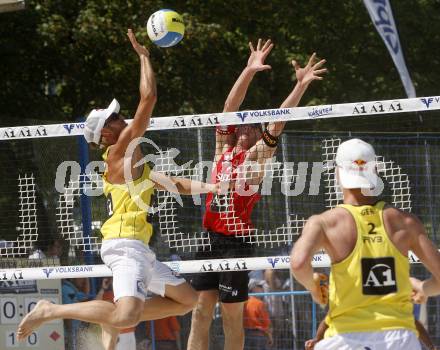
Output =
[
  {"x1": 116, "y1": 332, "x2": 136, "y2": 350},
  {"x1": 101, "y1": 239, "x2": 185, "y2": 301},
  {"x1": 315, "y1": 329, "x2": 421, "y2": 350}
]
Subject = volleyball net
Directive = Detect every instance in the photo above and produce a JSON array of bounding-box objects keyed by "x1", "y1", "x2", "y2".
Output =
[{"x1": 0, "y1": 96, "x2": 439, "y2": 280}]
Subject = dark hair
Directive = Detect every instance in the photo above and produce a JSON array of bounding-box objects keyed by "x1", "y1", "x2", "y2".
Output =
[{"x1": 104, "y1": 113, "x2": 120, "y2": 127}]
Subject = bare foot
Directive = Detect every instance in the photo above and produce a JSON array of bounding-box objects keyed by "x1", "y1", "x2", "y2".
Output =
[
  {"x1": 101, "y1": 324, "x2": 119, "y2": 350},
  {"x1": 17, "y1": 300, "x2": 53, "y2": 341}
]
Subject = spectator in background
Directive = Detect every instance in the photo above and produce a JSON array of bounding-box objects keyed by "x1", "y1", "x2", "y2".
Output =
[
  {"x1": 96, "y1": 277, "x2": 136, "y2": 350},
  {"x1": 62, "y1": 278, "x2": 90, "y2": 303},
  {"x1": 263, "y1": 269, "x2": 288, "y2": 349},
  {"x1": 248, "y1": 270, "x2": 265, "y2": 282},
  {"x1": 62, "y1": 278, "x2": 92, "y2": 350},
  {"x1": 146, "y1": 316, "x2": 182, "y2": 350},
  {"x1": 29, "y1": 235, "x2": 64, "y2": 260},
  {"x1": 244, "y1": 279, "x2": 273, "y2": 350}
]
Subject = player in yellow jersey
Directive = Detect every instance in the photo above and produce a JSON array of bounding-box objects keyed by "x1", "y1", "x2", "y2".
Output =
[
  {"x1": 290, "y1": 138, "x2": 440, "y2": 350},
  {"x1": 304, "y1": 311, "x2": 437, "y2": 349},
  {"x1": 17, "y1": 29, "x2": 223, "y2": 349}
]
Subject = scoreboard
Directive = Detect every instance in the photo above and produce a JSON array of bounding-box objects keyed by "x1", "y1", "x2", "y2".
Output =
[{"x1": 0, "y1": 264, "x2": 64, "y2": 350}]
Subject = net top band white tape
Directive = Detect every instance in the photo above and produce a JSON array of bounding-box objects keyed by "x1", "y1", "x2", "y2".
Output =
[
  {"x1": 1, "y1": 96, "x2": 439, "y2": 140},
  {"x1": 0, "y1": 251, "x2": 423, "y2": 281}
]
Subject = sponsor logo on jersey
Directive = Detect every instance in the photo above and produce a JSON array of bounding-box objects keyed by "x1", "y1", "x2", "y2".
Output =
[{"x1": 362, "y1": 257, "x2": 397, "y2": 295}]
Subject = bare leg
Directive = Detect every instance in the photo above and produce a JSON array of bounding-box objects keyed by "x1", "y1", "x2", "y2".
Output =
[
  {"x1": 101, "y1": 324, "x2": 119, "y2": 350},
  {"x1": 187, "y1": 290, "x2": 218, "y2": 350},
  {"x1": 221, "y1": 302, "x2": 245, "y2": 350},
  {"x1": 17, "y1": 297, "x2": 143, "y2": 341},
  {"x1": 18, "y1": 282, "x2": 196, "y2": 341},
  {"x1": 141, "y1": 282, "x2": 198, "y2": 320}
]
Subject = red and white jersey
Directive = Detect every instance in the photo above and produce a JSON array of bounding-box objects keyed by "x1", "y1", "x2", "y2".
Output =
[{"x1": 203, "y1": 147, "x2": 261, "y2": 236}]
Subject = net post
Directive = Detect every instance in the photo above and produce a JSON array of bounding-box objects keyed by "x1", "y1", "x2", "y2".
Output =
[{"x1": 77, "y1": 123, "x2": 97, "y2": 295}]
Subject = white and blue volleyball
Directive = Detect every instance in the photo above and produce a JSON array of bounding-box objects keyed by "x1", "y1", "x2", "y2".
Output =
[{"x1": 147, "y1": 9, "x2": 185, "y2": 48}]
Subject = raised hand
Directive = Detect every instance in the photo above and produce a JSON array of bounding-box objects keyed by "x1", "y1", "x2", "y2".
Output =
[
  {"x1": 247, "y1": 38, "x2": 274, "y2": 72},
  {"x1": 293, "y1": 53, "x2": 327, "y2": 86},
  {"x1": 127, "y1": 28, "x2": 150, "y2": 57}
]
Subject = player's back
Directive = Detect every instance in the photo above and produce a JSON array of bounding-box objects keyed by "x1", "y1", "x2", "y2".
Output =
[
  {"x1": 321, "y1": 202, "x2": 417, "y2": 264},
  {"x1": 320, "y1": 201, "x2": 417, "y2": 337}
]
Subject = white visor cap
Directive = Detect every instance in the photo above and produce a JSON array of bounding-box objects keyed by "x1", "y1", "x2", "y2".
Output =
[{"x1": 84, "y1": 99, "x2": 120, "y2": 144}]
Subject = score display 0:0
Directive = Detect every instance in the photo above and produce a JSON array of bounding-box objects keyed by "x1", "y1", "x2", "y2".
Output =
[
  {"x1": 0, "y1": 297, "x2": 59, "y2": 325},
  {"x1": 1, "y1": 297, "x2": 38, "y2": 324}
]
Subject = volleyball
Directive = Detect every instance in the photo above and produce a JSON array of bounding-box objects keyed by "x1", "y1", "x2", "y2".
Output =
[{"x1": 146, "y1": 9, "x2": 185, "y2": 48}]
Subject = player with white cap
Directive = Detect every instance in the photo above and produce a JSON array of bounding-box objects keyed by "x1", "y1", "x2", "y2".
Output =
[
  {"x1": 335, "y1": 138, "x2": 381, "y2": 190},
  {"x1": 17, "y1": 29, "x2": 224, "y2": 350},
  {"x1": 290, "y1": 138, "x2": 440, "y2": 350},
  {"x1": 83, "y1": 98, "x2": 121, "y2": 146}
]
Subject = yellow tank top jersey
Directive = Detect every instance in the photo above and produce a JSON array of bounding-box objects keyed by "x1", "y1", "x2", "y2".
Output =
[
  {"x1": 324, "y1": 201, "x2": 416, "y2": 337},
  {"x1": 100, "y1": 148, "x2": 154, "y2": 244}
]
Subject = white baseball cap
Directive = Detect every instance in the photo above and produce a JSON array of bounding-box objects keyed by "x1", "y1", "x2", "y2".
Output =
[
  {"x1": 335, "y1": 138, "x2": 380, "y2": 189},
  {"x1": 84, "y1": 99, "x2": 120, "y2": 144}
]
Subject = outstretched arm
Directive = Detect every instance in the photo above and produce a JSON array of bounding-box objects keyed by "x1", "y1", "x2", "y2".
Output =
[
  {"x1": 243, "y1": 54, "x2": 326, "y2": 186},
  {"x1": 111, "y1": 29, "x2": 157, "y2": 158},
  {"x1": 215, "y1": 39, "x2": 274, "y2": 160},
  {"x1": 290, "y1": 215, "x2": 328, "y2": 306},
  {"x1": 267, "y1": 53, "x2": 326, "y2": 137},
  {"x1": 223, "y1": 39, "x2": 273, "y2": 112},
  {"x1": 150, "y1": 171, "x2": 222, "y2": 195}
]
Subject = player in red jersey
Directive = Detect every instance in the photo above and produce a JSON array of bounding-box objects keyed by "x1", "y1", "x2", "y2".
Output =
[{"x1": 188, "y1": 39, "x2": 327, "y2": 350}]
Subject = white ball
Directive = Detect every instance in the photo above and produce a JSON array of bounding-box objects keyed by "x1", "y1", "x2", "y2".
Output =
[{"x1": 146, "y1": 9, "x2": 185, "y2": 48}]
